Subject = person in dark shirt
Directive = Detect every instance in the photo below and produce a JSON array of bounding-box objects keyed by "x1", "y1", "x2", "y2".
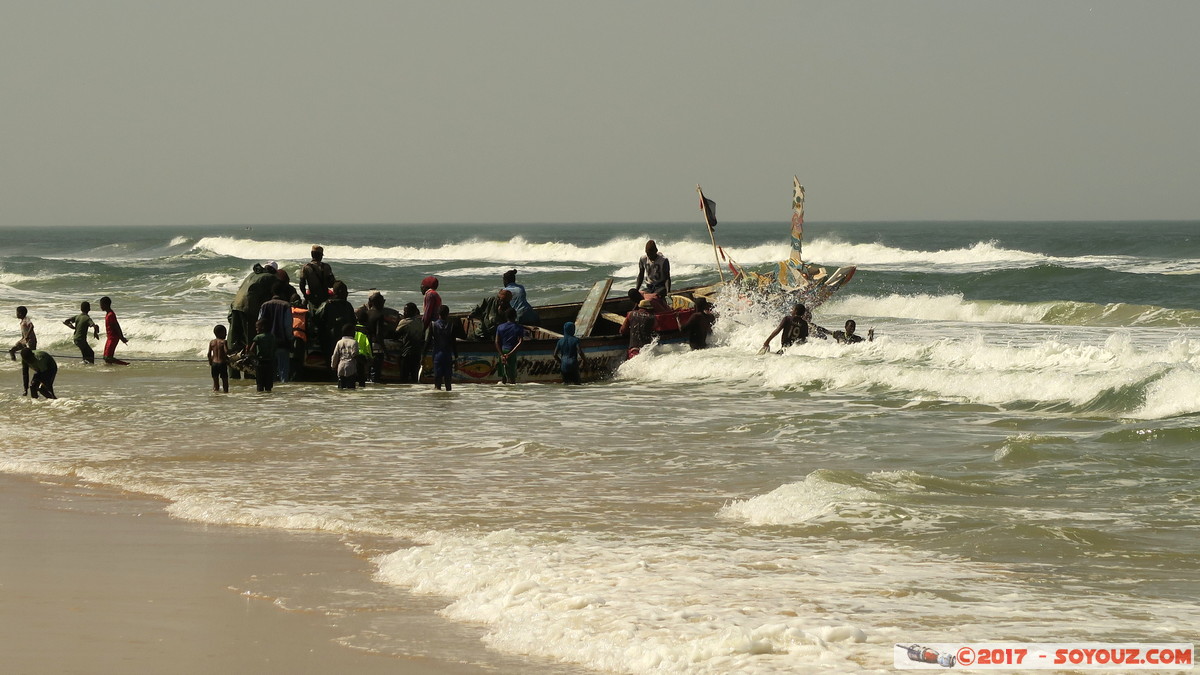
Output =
[
  {"x1": 257, "y1": 284, "x2": 294, "y2": 382},
  {"x1": 19, "y1": 348, "x2": 57, "y2": 399},
  {"x1": 620, "y1": 299, "x2": 656, "y2": 358},
  {"x1": 469, "y1": 289, "x2": 513, "y2": 340},
  {"x1": 313, "y1": 281, "x2": 357, "y2": 361},
  {"x1": 553, "y1": 321, "x2": 585, "y2": 385},
  {"x1": 427, "y1": 305, "x2": 462, "y2": 391},
  {"x1": 274, "y1": 268, "x2": 303, "y2": 306},
  {"x1": 362, "y1": 292, "x2": 393, "y2": 383},
  {"x1": 681, "y1": 297, "x2": 717, "y2": 350},
  {"x1": 762, "y1": 303, "x2": 810, "y2": 353},
  {"x1": 246, "y1": 319, "x2": 277, "y2": 392},
  {"x1": 833, "y1": 319, "x2": 874, "y2": 344},
  {"x1": 228, "y1": 263, "x2": 277, "y2": 354},
  {"x1": 299, "y1": 245, "x2": 335, "y2": 308},
  {"x1": 395, "y1": 302, "x2": 425, "y2": 383}
]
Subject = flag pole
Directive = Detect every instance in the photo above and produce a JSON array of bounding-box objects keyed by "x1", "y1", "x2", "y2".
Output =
[{"x1": 697, "y1": 185, "x2": 725, "y2": 283}]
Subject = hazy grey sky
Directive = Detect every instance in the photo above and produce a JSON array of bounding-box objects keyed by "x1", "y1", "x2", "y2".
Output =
[{"x1": 2, "y1": 1, "x2": 1197, "y2": 226}]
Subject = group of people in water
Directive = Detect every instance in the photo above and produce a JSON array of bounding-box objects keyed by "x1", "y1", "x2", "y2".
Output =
[
  {"x1": 7, "y1": 297, "x2": 131, "y2": 399},
  {"x1": 9, "y1": 239, "x2": 871, "y2": 399},
  {"x1": 762, "y1": 302, "x2": 874, "y2": 353},
  {"x1": 215, "y1": 243, "x2": 563, "y2": 392}
]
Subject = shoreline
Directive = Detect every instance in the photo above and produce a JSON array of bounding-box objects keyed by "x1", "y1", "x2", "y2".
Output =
[{"x1": 0, "y1": 472, "x2": 566, "y2": 675}]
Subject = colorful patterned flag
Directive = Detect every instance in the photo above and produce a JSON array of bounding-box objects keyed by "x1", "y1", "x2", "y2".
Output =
[{"x1": 789, "y1": 176, "x2": 805, "y2": 267}]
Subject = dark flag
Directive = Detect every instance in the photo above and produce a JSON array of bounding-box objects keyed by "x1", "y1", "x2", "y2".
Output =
[{"x1": 698, "y1": 189, "x2": 717, "y2": 232}]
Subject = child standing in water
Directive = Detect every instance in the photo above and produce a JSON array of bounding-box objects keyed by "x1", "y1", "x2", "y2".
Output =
[
  {"x1": 99, "y1": 296, "x2": 130, "y2": 364},
  {"x1": 10, "y1": 306, "x2": 38, "y2": 396},
  {"x1": 330, "y1": 323, "x2": 360, "y2": 390},
  {"x1": 9, "y1": 306, "x2": 37, "y2": 358},
  {"x1": 207, "y1": 325, "x2": 230, "y2": 393},
  {"x1": 63, "y1": 301, "x2": 99, "y2": 363}
]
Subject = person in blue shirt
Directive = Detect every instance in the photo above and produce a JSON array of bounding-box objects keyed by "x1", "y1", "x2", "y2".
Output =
[
  {"x1": 502, "y1": 269, "x2": 539, "y2": 325},
  {"x1": 494, "y1": 309, "x2": 524, "y2": 385},
  {"x1": 553, "y1": 321, "x2": 585, "y2": 385}
]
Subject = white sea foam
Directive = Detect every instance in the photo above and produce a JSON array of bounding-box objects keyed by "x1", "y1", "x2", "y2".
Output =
[
  {"x1": 822, "y1": 293, "x2": 1200, "y2": 328},
  {"x1": 824, "y1": 293, "x2": 1051, "y2": 324},
  {"x1": 807, "y1": 239, "x2": 1047, "y2": 269},
  {"x1": 0, "y1": 272, "x2": 39, "y2": 285},
  {"x1": 620, "y1": 306, "x2": 1200, "y2": 417},
  {"x1": 184, "y1": 233, "x2": 1184, "y2": 278},
  {"x1": 369, "y1": 521, "x2": 1192, "y2": 674},
  {"x1": 1131, "y1": 362, "x2": 1200, "y2": 420},
  {"x1": 718, "y1": 473, "x2": 879, "y2": 526},
  {"x1": 189, "y1": 272, "x2": 241, "y2": 294},
  {"x1": 435, "y1": 265, "x2": 590, "y2": 278},
  {"x1": 372, "y1": 529, "x2": 915, "y2": 673}
]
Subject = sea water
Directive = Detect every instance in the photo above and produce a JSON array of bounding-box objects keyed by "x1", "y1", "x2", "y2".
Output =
[{"x1": 1, "y1": 221, "x2": 1197, "y2": 673}]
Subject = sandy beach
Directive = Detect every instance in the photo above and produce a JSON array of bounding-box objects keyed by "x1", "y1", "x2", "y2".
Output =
[{"x1": 0, "y1": 473, "x2": 550, "y2": 675}]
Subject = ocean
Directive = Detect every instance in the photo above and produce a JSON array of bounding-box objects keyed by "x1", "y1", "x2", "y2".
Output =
[{"x1": 1, "y1": 220, "x2": 1197, "y2": 673}]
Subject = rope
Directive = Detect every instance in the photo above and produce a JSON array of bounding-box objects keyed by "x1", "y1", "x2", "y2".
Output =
[{"x1": 39, "y1": 353, "x2": 208, "y2": 364}]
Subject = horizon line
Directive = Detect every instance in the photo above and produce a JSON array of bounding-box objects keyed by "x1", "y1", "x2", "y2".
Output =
[{"x1": 3, "y1": 218, "x2": 1197, "y2": 229}]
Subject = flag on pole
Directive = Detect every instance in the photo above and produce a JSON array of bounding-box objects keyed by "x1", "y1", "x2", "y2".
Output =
[
  {"x1": 789, "y1": 176, "x2": 805, "y2": 267},
  {"x1": 699, "y1": 188, "x2": 717, "y2": 232}
]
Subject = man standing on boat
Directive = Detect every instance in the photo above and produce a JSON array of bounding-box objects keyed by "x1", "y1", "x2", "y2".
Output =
[
  {"x1": 636, "y1": 240, "x2": 671, "y2": 301},
  {"x1": 300, "y1": 245, "x2": 336, "y2": 309}
]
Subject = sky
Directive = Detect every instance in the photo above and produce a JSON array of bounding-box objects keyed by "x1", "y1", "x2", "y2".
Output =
[{"x1": 2, "y1": 1, "x2": 1198, "y2": 226}]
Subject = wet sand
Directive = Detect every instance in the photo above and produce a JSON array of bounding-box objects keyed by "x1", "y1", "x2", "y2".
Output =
[{"x1": 0, "y1": 473, "x2": 518, "y2": 675}]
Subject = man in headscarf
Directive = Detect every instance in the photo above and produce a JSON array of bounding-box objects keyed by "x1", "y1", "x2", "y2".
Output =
[
  {"x1": 553, "y1": 321, "x2": 584, "y2": 385},
  {"x1": 420, "y1": 276, "x2": 442, "y2": 328}
]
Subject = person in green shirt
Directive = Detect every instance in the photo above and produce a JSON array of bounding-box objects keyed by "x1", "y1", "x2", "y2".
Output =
[
  {"x1": 19, "y1": 348, "x2": 57, "y2": 399},
  {"x1": 63, "y1": 301, "x2": 99, "y2": 363}
]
